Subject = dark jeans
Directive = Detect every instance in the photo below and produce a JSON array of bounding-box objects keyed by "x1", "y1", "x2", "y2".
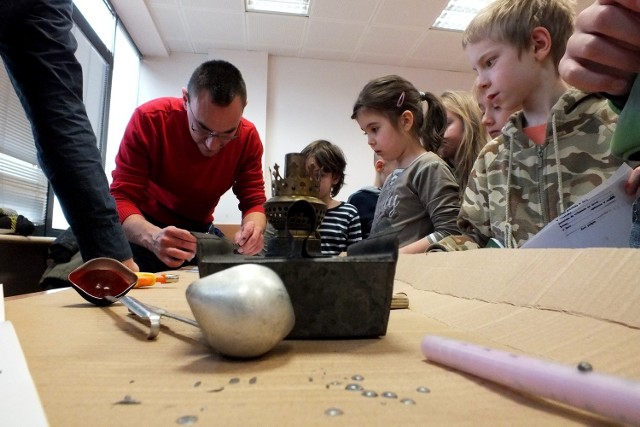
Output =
[
  {"x1": 630, "y1": 198, "x2": 640, "y2": 248},
  {"x1": 0, "y1": 0, "x2": 132, "y2": 261},
  {"x1": 130, "y1": 242, "x2": 198, "y2": 274}
]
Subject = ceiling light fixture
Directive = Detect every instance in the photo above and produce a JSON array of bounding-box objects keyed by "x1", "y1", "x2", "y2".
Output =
[
  {"x1": 245, "y1": 0, "x2": 311, "y2": 16},
  {"x1": 432, "y1": 0, "x2": 495, "y2": 32}
]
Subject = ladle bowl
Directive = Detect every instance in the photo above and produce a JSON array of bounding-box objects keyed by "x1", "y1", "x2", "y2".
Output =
[{"x1": 68, "y1": 257, "x2": 138, "y2": 306}]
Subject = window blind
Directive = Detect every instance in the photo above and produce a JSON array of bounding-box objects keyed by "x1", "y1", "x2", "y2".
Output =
[{"x1": 0, "y1": 62, "x2": 48, "y2": 225}]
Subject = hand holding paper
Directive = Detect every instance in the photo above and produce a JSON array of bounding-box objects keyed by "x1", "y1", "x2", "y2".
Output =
[{"x1": 523, "y1": 164, "x2": 636, "y2": 248}]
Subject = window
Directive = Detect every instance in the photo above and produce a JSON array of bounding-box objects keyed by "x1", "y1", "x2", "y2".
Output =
[
  {"x1": 0, "y1": 0, "x2": 141, "y2": 236},
  {"x1": 0, "y1": 67, "x2": 48, "y2": 225}
]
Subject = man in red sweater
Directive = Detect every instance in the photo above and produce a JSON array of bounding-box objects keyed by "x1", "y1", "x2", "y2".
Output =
[{"x1": 110, "y1": 60, "x2": 267, "y2": 272}]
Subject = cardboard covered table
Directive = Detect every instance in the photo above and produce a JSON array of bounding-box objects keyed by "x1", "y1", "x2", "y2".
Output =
[{"x1": 4, "y1": 249, "x2": 640, "y2": 426}]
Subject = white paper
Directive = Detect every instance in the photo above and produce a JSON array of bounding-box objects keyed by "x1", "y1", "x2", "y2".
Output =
[
  {"x1": 0, "y1": 285, "x2": 49, "y2": 426},
  {"x1": 0, "y1": 284, "x2": 4, "y2": 321},
  {"x1": 523, "y1": 164, "x2": 635, "y2": 248}
]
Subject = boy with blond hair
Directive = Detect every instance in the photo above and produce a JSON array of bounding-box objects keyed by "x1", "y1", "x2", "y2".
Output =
[{"x1": 429, "y1": 0, "x2": 627, "y2": 251}]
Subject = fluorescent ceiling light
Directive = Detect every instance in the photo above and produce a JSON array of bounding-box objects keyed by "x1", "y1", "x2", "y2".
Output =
[
  {"x1": 245, "y1": 0, "x2": 310, "y2": 16},
  {"x1": 432, "y1": 0, "x2": 495, "y2": 32}
]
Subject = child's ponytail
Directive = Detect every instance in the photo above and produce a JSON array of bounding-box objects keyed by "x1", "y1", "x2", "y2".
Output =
[
  {"x1": 418, "y1": 91, "x2": 447, "y2": 153},
  {"x1": 352, "y1": 76, "x2": 446, "y2": 153}
]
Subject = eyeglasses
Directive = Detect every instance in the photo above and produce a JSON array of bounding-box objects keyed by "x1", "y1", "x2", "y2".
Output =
[{"x1": 187, "y1": 101, "x2": 239, "y2": 143}]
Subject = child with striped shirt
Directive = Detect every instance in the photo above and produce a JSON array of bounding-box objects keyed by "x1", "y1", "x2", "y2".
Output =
[{"x1": 301, "y1": 140, "x2": 362, "y2": 255}]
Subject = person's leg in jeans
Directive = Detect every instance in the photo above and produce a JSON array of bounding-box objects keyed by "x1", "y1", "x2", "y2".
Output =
[{"x1": 0, "y1": 0, "x2": 132, "y2": 262}]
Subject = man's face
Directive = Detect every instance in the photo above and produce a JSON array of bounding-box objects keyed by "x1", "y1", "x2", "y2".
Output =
[{"x1": 184, "y1": 90, "x2": 243, "y2": 157}]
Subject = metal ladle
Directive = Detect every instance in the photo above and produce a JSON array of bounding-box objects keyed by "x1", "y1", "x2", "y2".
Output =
[
  {"x1": 69, "y1": 259, "x2": 293, "y2": 358},
  {"x1": 68, "y1": 258, "x2": 195, "y2": 339}
]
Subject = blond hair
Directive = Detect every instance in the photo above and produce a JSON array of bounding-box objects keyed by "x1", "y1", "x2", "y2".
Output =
[
  {"x1": 441, "y1": 91, "x2": 488, "y2": 197},
  {"x1": 462, "y1": 0, "x2": 576, "y2": 68}
]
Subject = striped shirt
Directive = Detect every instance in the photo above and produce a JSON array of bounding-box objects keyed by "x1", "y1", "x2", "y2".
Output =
[{"x1": 317, "y1": 202, "x2": 362, "y2": 255}]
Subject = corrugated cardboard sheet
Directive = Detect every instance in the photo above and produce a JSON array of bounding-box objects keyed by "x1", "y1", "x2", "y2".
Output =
[
  {"x1": 5, "y1": 248, "x2": 640, "y2": 426},
  {"x1": 396, "y1": 249, "x2": 640, "y2": 377}
]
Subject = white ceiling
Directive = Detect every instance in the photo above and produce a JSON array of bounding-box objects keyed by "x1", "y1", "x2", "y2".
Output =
[{"x1": 113, "y1": 0, "x2": 592, "y2": 73}]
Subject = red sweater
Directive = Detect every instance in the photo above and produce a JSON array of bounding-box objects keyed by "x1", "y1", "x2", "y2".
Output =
[{"x1": 110, "y1": 97, "x2": 266, "y2": 229}]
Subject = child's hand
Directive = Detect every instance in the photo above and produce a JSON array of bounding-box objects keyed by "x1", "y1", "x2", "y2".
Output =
[{"x1": 625, "y1": 166, "x2": 640, "y2": 195}]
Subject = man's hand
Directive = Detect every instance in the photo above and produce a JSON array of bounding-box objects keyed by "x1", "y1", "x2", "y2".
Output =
[
  {"x1": 123, "y1": 214, "x2": 198, "y2": 268},
  {"x1": 559, "y1": 0, "x2": 640, "y2": 95},
  {"x1": 234, "y1": 220, "x2": 264, "y2": 255},
  {"x1": 151, "y1": 226, "x2": 198, "y2": 268},
  {"x1": 233, "y1": 212, "x2": 266, "y2": 255}
]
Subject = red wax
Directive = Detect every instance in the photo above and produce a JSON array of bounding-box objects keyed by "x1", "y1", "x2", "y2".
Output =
[{"x1": 71, "y1": 269, "x2": 131, "y2": 298}]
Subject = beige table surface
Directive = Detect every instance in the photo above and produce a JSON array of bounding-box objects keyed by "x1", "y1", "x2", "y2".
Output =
[{"x1": 5, "y1": 251, "x2": 639, "y2": 427}]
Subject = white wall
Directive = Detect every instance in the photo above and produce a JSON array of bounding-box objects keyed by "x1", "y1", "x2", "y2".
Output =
[
  {"x1": 138, "y1": 52, "x2": 208, "y2": 102},
  {"x1": 137, "y1": 51, "x2": 475, "y2": 225},
  {"x1": 267, "y1": 57, "x2": 475, "y2": 197}
]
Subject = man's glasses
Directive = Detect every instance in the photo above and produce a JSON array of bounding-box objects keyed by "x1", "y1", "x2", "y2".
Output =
[{"x1": 187, "y1": 101, "x2": 239, "y2": 143}]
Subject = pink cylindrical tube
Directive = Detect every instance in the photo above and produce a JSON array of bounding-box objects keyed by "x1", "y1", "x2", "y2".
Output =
[{"x1": 421, "y1": 335, "x2": 640, "y2": 425}]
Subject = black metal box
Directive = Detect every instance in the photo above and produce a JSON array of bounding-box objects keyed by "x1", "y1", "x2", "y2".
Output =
[{"x1": 196, "y1": 233, "x2": 398, "y2": 339}]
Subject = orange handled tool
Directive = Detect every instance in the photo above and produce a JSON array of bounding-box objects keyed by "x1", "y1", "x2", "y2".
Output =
[{"x1": 134, "y1": 272, "x2": 179, "y2": 288}]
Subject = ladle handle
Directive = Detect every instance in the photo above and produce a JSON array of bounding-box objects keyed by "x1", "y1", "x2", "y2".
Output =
[
  {"x1": 105, "y1": 295, "x2": 161, "y2": 339},
  {"x1": 142, "y1": 302, "x2": 199, "y2": 328},
  {"x1": 107, "y1": 295, "x2": 148, "y2": 318}
]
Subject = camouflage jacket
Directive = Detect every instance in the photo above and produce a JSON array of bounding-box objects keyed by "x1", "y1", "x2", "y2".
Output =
[{"x1": 429, "y1": 89, "x2": 623, "y2": 252}]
